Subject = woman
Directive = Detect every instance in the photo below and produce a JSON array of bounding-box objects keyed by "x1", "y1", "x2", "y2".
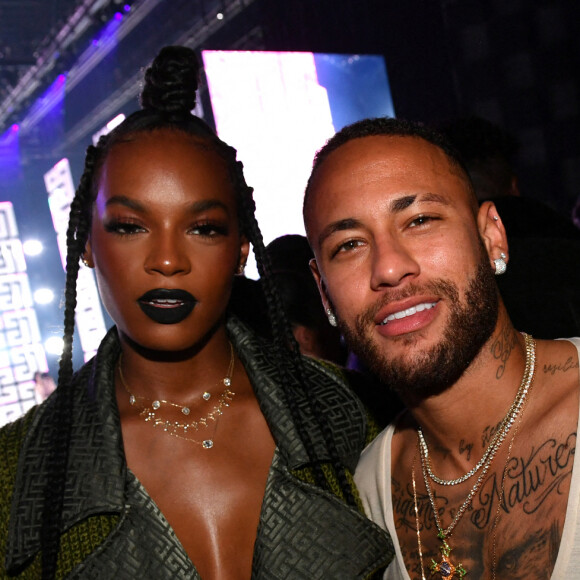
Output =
[{"x1": 0, "y1": 47, "x2": 392, "y2": 579}]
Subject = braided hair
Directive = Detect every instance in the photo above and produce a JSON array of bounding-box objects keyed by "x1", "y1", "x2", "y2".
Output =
[{"x1": 41, "y1": 46, "x2": 357, "y2": 578}]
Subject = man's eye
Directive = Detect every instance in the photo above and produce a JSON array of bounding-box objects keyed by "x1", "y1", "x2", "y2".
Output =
[
  {"x1": 409, "y1": 215, "x2": 435, "y2": 228},
  {"x1": 333, "y1": 239, "x2": 363, "y2": 257}
]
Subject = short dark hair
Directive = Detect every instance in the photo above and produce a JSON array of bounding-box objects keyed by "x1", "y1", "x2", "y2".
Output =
[{"x1": 303, "y1": 116, "x2": 475, "y2": 227}]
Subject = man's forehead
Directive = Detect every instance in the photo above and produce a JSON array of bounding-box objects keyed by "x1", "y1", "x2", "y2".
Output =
[
  {"x1": 309, "y1": 136, "x2": 464, "y2": 208},
  {"x1": 315, "y1": 135, "x2": 452, "y2": 178},
  {"x1": 304, "y1": 134, "x2": 476, "y2": 243}
]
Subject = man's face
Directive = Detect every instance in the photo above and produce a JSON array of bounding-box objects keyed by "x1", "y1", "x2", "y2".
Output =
[{"x1": 305, "y1": 135, "x2": 499, "y2": 399}]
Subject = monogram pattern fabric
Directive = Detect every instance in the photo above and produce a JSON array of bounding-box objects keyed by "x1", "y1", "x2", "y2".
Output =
[{"x1": 1, "y1": 318, "x2": 394, "y2": 578}]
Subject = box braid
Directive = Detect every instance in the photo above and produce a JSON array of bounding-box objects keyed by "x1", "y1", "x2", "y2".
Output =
[
  {"x1": 232, "y1": 158, "x2": 357, "y2": 505},
  {"x1": 41, "y1": 46, "x2": 356, "y2": 578}
]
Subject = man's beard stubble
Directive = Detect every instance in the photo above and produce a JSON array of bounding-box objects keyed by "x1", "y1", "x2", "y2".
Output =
[{"x1": 338, "y1": 257, "x2": 499, "y2": 401}]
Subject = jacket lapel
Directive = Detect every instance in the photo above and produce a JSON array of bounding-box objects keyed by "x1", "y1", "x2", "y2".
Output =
[{"x1": 6, "y1": 329, "x2": 126, "y2": 573}]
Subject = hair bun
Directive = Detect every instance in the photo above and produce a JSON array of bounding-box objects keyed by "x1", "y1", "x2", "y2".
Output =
[{"x1": 140, "y1": 46, "x2": 200, "y2": 115}]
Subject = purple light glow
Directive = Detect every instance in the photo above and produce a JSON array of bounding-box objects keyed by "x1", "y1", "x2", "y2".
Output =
[
  {"x1": 124, "y1": 4, "x2": 131, "y2": 12},
  {"x1": 114, "y1": 12, "x2": 123, "y2": 21},
  {"x1": 11, "y1": 124, "x2": 19, "y2": 132}
]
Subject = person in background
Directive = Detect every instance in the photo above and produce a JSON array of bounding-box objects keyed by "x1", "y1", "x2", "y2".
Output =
[
  {"x1": 573, "y1": 194, "x2": 580, "y2": 231},
  {"x1": 439, "y1": 115, "x2": 580, "y2": 338},
  {"x1": 0, "y1": 47, "x2": 392, "y2": 579},
  {"x1": 303, "y1": 117, "x2": 580, "y2": 579},
  {"x1": 265, "y1": 234, "x2": 346, "y2": 364},
  {"x1": 265, "y1": 234, "x2": 403, "y2": 428},
  {"x1": 33, "y1": 371, "x2": 56, "y2": 404}
]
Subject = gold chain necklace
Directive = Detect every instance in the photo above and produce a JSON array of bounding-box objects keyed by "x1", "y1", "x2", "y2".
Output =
[
  {"x1": 418, "y1": 333, "x2": 536, "y2": 487},
  {"x1": 416, "y1": 334, "x2": 536, "y2": 579},
  {"x1": 490, "y1": 355, "x2": 536, "y2": 579},
  {"x1": 118, "y1": 342, "x2": 236, "y2": 449},
  {"x1": 411, "y1": 444, "x2": 427, "y2": 580}
]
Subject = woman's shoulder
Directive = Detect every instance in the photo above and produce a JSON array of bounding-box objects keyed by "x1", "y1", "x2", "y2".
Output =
[
  {"x1": 0, "y1": 406, "x2": 38, "y2": 526},
  {"x1": 0, "y1": 406, "x2": 37, "y2": 462}
]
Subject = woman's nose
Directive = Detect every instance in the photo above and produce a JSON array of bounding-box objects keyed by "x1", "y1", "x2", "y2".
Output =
[{"x1": 144, "y1": 235, "x2": 191, "y2": 276}]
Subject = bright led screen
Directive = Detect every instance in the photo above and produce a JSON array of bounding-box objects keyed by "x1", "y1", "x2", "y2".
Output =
[{"x1": 202, "y1": 51, "x2": 395, "y2": 278}]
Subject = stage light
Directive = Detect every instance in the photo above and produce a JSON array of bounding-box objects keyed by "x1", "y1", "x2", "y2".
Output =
[
  {"x1": 33, "y1": 288, "x2": 55, "y2": 305},
  {"x1": 22, "y1": 239, "x2": 44, "y2": 256},
  {"x1": 11, "y1": 124, "x2": 19, "y2": 132},
  {"x1": 217, "y1": 12, "x2": 224, "y2": 20},
  {"x1": 124, "y1": 5, "x2": 131, "y2": 12},
  {"x1": 44, "y1": 336, "x2": 64, "y2": 356},
  {"x1": 114, "y1": 12, "x2": 123, "y2": 21}
]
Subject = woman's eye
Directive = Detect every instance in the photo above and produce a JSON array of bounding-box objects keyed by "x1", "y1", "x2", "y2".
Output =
[
  {"x1": 191, "y1": 222, "x2": 228, "y2": 237},
  {"x1": 104, "y1": 221, "x2": 145, "y2": 235}
]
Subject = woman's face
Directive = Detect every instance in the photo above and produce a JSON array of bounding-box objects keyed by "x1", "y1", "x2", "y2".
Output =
[{"x1": 85, "y1": 129, "x2": 249, "y2": 353}]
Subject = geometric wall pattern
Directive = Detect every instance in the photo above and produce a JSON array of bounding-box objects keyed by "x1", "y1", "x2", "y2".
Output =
[
  {"x1": 45, "y1": 158, "x2": 107, "y2": 363},
  {"x1": 0, "y1": 201, "x2": 48, "y2": 426}
]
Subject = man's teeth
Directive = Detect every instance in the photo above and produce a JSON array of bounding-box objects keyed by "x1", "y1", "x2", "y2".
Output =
[
  {"x1": 150, "y1": 299, "x2": 183, "y2": 305},
  {"x1": 381, "y1": 302, "x2": 436, "y2": 324}
]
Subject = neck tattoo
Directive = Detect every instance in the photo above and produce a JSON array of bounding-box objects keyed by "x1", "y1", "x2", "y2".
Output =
[
  {"x1": 414, "y1": 333, "x2": 536, "y2": 579},
  {"x1": 118, "y1": 342, "x2": 236, "y2": 449}
]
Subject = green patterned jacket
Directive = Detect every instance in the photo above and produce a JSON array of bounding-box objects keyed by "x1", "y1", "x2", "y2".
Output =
[{"x1": 1, "y1": 318, "x2": 393, "y2": 579}]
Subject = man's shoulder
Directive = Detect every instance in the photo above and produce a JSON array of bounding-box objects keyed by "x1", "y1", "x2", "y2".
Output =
[{"x1": 538, "y1": 338, "x2": 580, "y2": 402}]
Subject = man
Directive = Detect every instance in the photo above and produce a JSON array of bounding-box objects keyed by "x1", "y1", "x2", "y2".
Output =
[{"x1": 303, "y1": 118, "x2": 580, "y2": 579}]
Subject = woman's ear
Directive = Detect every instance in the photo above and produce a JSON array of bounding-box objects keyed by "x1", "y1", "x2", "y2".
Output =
[
  {"x1": 82, "y1": 241, "x2": 95, "y2": 268},
  {"x1": 237, "y1": 236, "x2": 250, "y2": 275},
  {"x1": 478, "y1": 201, "x2": 509, "y2": 271}
]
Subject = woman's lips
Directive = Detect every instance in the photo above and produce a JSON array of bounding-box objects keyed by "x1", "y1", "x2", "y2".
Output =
[{"x1": 138, "y1": 289, "x2": 197, "y2": 325}]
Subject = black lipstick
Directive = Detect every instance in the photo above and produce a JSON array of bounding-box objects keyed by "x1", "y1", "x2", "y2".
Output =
[{"x1": 138, "y1": 289, "x2": 197, "y2": 325}]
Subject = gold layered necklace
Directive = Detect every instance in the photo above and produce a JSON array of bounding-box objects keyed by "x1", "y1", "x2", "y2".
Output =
[
  {"x1": 414, "y1": 333, "x2": 536, "y2": 579},
  {"x1": 118, "y1": 342, "x2": 236, "y2": 449}
]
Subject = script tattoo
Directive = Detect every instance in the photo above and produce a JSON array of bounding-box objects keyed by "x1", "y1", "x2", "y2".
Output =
[
  {"x1": 543, "y1": 357, "x2": 579, "y2": 376},
  {"x1": 471, "y1": 432, "x2": 576, "y2": 529},
  {"x1": 490, "y1": 324, "x2": 518, "y2": 379},
  {"x1": 481, "y1": 421, "x2": 504, "y2": 448},
  {"x1": 391, "y1": 477, "x2": 439, "y2": 535},
  {"x1": 459, "y1": 439, "x2": 473, "y2": 461}
]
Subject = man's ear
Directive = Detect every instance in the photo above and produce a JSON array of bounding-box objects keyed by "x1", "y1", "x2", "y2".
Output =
[
  {"x1": 477, "y1": 201, "x2": 509, "y2": 270},
  {"x1": 309, "y1": 258, "x2": 331, "y2": 311}
]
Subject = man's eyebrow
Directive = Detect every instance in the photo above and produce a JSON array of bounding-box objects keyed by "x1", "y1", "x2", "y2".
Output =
[
  {"x1": 317, "y1": 218, "x2": 362, "y2": 247},
  {"x1": 390, "y1": 192, "x2": 450, "y2": 212},
  {"x1": 317, "y1": 192, "x2": 451, "y2": 247}
]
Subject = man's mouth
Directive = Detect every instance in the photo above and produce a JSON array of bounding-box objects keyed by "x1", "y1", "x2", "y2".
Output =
[
  {"x1": 138, "y1": 289, "x2": 197, "y2": 324},
  {"x1": 379, "y1": 301, "x2": 437, "y2": 325}
]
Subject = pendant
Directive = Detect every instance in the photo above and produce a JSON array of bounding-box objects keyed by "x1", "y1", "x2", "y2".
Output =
[{"x1": 430, "y1": 533, "x2": 467, "y2": 578}]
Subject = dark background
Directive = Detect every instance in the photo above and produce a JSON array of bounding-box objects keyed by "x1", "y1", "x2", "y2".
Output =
[{"x1": 0, "y1": 0, "x2": 578, "y2": 376}]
